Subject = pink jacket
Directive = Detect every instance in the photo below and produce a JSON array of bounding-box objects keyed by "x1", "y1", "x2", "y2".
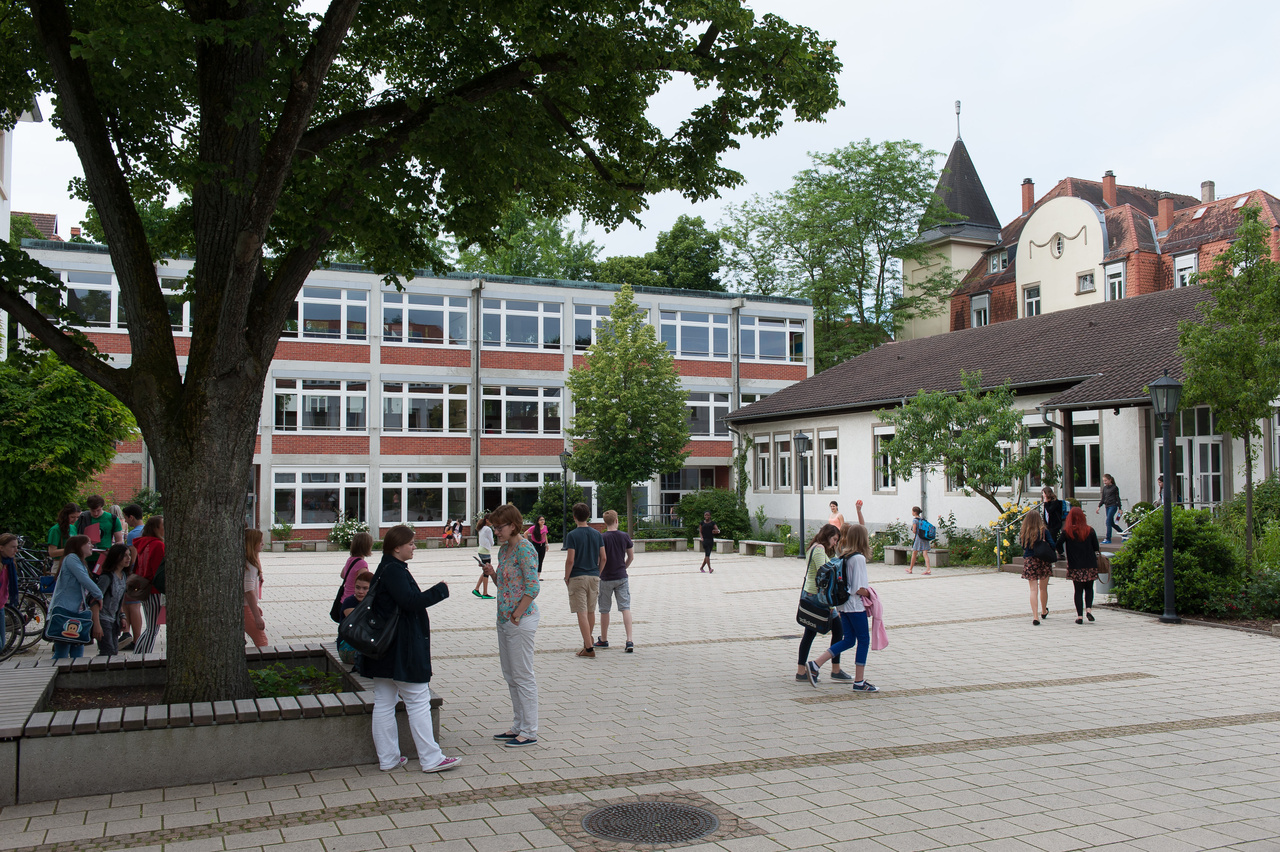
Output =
[{"x1": 861, "y1": 587, "x2": 888, "y2": 651}]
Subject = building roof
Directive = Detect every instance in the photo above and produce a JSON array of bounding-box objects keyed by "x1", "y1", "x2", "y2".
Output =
[
  {"x1": 1104, "y1": 204, "x2": 1159, "y2": 261},
  {"x1": 11, "y1": 212, "x2": 60, "y2": 241},
  {"x1": 921, "y1": 139, "x2": 1002, "y2": 242},
  {"x1": 1160, "y1": 189, "x2": 1280, "y2": 255},
  {"x1": 725, "y1": 285, "x2": 1212, "y2": 424}
]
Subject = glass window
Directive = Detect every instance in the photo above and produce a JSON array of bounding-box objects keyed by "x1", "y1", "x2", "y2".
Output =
[
  {"x1": 1024, "y1": 286, "x2": 1041, "y2": 317},
  {"x1": 874, "y1": 433, "x2": 895, "y2": 492},
  {"x1": 1026, "y1": 424, "x2": 1054, "y2": 489},
  {"x1": 754, "y1": 437, "x2": 771, "y2": 490},
  {"x1": 1105, "y1": 265, "x2": 1125, "y2": 301},
  {"x1": 481, "y1": 386, "x2": 563, "y2": 435},
  {"x1": 49, "y1": 270, "x2": 118, "y2": 328},
  {"x1": 478, "y1": 470, "x2": 556, "y2": 515},
  {"x1": 1175, "y1": 254, "x2": 1198, "y2": 288},
  {"x1": 661, "y1": 311, "x2": 730, "y2": 359},
  {"x1": 381, "y1": 470, "x2": 468, "y2": 525},
  {"x1": 1072, "y1": 422, "x2": 1101, "y2": 489},
  {"x1": 1078, "y1": 272, "x2": 1095, "y2": 293},
  {"x1": 381, "y1": 382, "x2": 468, "y2": 433},
  {"x1": 382, "y1": 292, "x2": 467, "y2": 345},
  {"x1": 574, "y1": 304, "x2": 612, "y2": 350},
  {"x1": 970, "y1": 294, "x2": 990, "y2": 328},
  {"x1": 686, "y1": 392, "x2": 730, "y2": 437},
  {"x1": 282, "y1": 287, "x2": 369, "y2": 340},
  {"x1": 740, "y1": 316, "x2": 804, "y2": 363},
  {"x1": 739, "y1": 392, "x2": 770, "y2": 407},
  {"x1": 776, "y1": 437, "x2": 792, "y2": 489},
  {"x1": 273, "y1": 469, "x2": 366, "y2": 527},
  {"x1": 274, "y1": 378, "x2": 368, "y2": 433},
  {"x1": 820, "y1": 435, "x2": 838, "y2": 490},
  {"x1": 480, "y1": 299, "x2": 561, "y2": 350}
]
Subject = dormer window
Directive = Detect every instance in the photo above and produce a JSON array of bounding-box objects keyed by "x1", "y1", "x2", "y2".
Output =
[
  {"x1": 988, "y1": 253, "x2": 1000, "y2": 274},
  {"x1": 1192, "y1": 207, "x2": 1207, "y2": 220},
  {"x1": 1234, "y1": 196, "x2": 1249, "y2": 210},
  {"x1": 970, "y1": 294, "x2": 990, "y2": 328},
  {"x1": 1175, "y1": 254, "x2": 1198, "y2": 288}
]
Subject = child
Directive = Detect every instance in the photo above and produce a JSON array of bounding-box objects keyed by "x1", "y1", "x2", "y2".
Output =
[
  {"x1": 596, "y1": 510, "x2": 635, "y2": 652},
  {"x1": 907, "y1": 507, "x2": 930, "y2": 575},
  {"x1": 94, "y1": 544, "x2": 133, "y2": 656},
  {"x1": 441, "y1": 520, "x2": 455, "y2": 548},
  {"x1": 336, "y1": 570, "x2": 374, "y2": 664},
  {"x1": 473, "y1": 515, "x2": 495, "y2": 598}
]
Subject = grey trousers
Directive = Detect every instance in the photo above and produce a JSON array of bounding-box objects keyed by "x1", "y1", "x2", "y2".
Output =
[{"x1": 497, "y1": 608, "x2": 540, "y2": 739}]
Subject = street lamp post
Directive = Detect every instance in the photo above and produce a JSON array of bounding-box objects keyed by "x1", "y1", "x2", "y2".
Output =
[
  {"x1": 1148, "y1": 371, "x2": 1182, "y2": 624},
  {"x1": 794, "y1": 431, "x2": 812, "y2": 559},
  {"x1": 559, "y1": 449, "x2": 572, "y2": 550}
]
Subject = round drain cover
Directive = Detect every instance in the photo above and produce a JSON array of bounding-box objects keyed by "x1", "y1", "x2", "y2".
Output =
[{"x1": 581, "y1": 801, "x2": 720, "y2": 844}]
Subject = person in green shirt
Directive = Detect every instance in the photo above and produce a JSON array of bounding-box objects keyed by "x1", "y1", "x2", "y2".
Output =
[
  {"x1": 78, "y1": 495, "x2": 125, "y2": 566},
  {"x1": 47, "y1": 502, "x2": 80, "y2": 574}
]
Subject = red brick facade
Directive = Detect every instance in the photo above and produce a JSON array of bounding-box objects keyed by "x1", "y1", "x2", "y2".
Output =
[
  {"x1": 275, "y1": 341, "x2": 370, "y2": 363},
  {"x1": 381, "y1": 436, "x2": 471, "y2": 455},
  {"x1": 480, "y1": 350, "x2": 563, "y2": 371},
  {"x1": 382, "y1": 346, "x2": 470, "y2": 367},
  {"x1": 480, "y1": 437, "x2": 568, "y2": 456},
  {"x1": 676, "y1": 359, "x2": 731, "y2": 378},
  {"x1": 272, "y1": 435, "x2": 370, "y2": 454},
  {"x1": 87, "y1": 463, "x2": 144, "y2": 504},
  {"x1": 740, "y1": 363, "x2": 807, "y2": 381}
]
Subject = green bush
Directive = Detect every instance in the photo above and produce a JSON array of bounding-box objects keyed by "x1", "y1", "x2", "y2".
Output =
[
  {"x1": 270, "y1": 520, "x2": 294, "y2": 542},
  {"x1": 250, "y1": 663, "x2": 342, "y2": 698},
  {"x1": 1110, "y1": 507, "x2": 1246, "y2": 615},
  {"x1": 128, "y1": 487, "x2": 163, "y2": 517},
  {"x1": 674, "y1": 489, "x2": 750, "y2": 543},
  {"x1": 529, "y1": 480, "x2": 587, "y2": 543},
  {"x1": 328, "y1": 516, "x2": 370, "y2": 548},
  {"x1": 1219, "y1": 473, "x2": 1280, "y2": 539}
]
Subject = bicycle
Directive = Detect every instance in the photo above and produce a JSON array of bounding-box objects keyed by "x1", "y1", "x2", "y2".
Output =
[{"x1": 1, "y1": 603, "x2": 22, "y2": 661}]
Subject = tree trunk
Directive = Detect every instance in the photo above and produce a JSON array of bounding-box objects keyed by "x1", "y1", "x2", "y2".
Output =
[
  {"x1": 1245, "y1": 432, "x2": 1254, "y2": 564},
  {"x1": 625, "y1": 484, "x2": 634, "y2": 537}
]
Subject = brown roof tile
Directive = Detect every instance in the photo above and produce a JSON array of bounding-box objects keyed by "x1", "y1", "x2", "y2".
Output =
[
  {"x1": 1160, "y1": 190, "x2": 1280, "y2": 255},
  {"x1": 726, "y1": 285, "x2": 1212, "y2": 423},
  {"x1": 1104, "y1": 204, "x2": 1159, "y2": 260},
  {"x1": 11, "y1": 211, "x2": 60, "y2": 240}
]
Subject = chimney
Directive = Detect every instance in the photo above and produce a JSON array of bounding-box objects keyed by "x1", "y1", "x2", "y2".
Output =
[
  {"x1": 1157, "y1": 194, "x2": 1174, "y2": 234},
  {"x1": 1201, "y1": 181, "x2": 1215, "y2": 203},
  {"x1": 1021, "y1": 178, "x2": 1035, "y2": 214},
  {"x1": 70, "y1": 226, "x2": 81, "y2": 238},
  {"x1": 1102, "y1": 170, "x2": 1117, "y2": 207}
]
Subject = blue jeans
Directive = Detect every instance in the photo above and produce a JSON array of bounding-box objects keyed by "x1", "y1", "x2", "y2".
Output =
[
  {"x1": 1104, "y1": 505, "x2": 1119, "y2": 541},
  {"x1": 52, "y1": 641, "x2": 85, "y2": 660},
  {"x1": 826, "y1": 611, "x2": 870, "y2": 668}
]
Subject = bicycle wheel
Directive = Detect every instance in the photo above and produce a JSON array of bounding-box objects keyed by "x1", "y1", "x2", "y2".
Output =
[
  {"x1": 0, "y1": 604, "x2": 21, "y2": 661},
  {"x1": 16, "y1": 592, "x2": 48, "y2": 650}
]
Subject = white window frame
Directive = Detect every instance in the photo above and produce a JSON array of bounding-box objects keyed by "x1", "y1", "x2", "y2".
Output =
[
  {"x1": 159, "y1": 276, "x2": 191, "y2": 334},
  {"x1": 482, "y1": 298, "x2": 562, "y2": 350},
  {"x1": 1071, "y1": 418, "x2": 1102, "y2": 491},
  {"x1": 739, "y1": 392, "x2": 771, "y2": 407},
  {"x1": 283, "y1": 286, "x2": 369, "y2": 341},
  {"x1": 1024, "y1": 285, "x2": 1041, "y2": 317},
  {"x1": 573, "y1": 303, "x2": 611, "y2": 351},
  {"x1": 661, "y1": 310, "x2": 730, "y2": 359},
  {"x1": 739, "y1": 316, "x2": 804, "y2": 363},
  {"x1": 754, "y1": 436, "x2": 772, "y2": 491},
  {"x1": 686, "y1": 392, "x2": 730, "y2": 438},
  {"x1": 382, "y1": 291, "x2": 468, "y2": 346},
  {"x1": 1174, "y1": 253, "x2": 1198, "y2": 288},
  {"x1": 381, "y1": 469, "x2": 468, "y2": 525},
  {"x1": 481, "y1": 385, "x2": 562, "y2": 435},
  {"x1": 775, "y1": 434, "x2": 793, "y2": 490},
  {"x1": 43, "y1": 269, "x2": 118, "y2": 330},
  {"x1": 272, "y1": 469, "x2": 368, "y2": 528},
  {"x1": 819, "y1": 432, "x2": 838, "y2": 490},
  {"x1": 274, "y1": 378, "x2": 368, "y2": 433},
  {"x1": 381, "y1": 382, "x2": 469, "y2": 434},
  {"x1": 481, "y1": 469, "x2": 559, "y2": 515},
  {"x1": 1105, "y1": 263, "x2": 1125, "y2": 301},
  {"x1": 1025, "y1": 422, "x2": 1055, "y2": 491},
  {"x1": 987, "y1": 253, "x2": 1000, "y2": 274},
  {"x1": 970, "y1": 294, "x2": 990, "y2": 328},
  {"x1": 873, "y1": 428, "x2": 896, "y2": 492},
  {"x1": 1077, "y1": 271, "x2": 1096, "y2": 294}
]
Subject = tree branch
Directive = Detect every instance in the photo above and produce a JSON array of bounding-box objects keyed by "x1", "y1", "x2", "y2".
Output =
[
  {"x1": 534, "y1": 91, "x2": 646, "y2": 192},
  {"x1": 692, "y1": 23, "x2": 721, "y2": 58}
]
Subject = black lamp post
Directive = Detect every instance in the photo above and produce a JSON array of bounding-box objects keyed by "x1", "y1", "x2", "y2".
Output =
[
  {"x1": 1148, "y1": 371, "x2": 1182, "y2": 624},
  {"x1": 559, "y1": 449, "x2": 572, "y2": 550},
  {"x1": 795, "y1": 431, "x2": 812, "y2": 558}
]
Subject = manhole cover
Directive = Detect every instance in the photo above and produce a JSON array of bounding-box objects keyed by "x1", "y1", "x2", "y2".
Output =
[{"x1": 581, "y1": 801, "x2": 720, "y2": 844}]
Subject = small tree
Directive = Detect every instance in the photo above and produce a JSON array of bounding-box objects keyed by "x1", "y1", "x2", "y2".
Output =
[
  {"x1": 566, "y1": 284, "x2": 691, "y2": 533},
  {"x1": 529, "y1": 480, "x2": 586, "y2": 544},
  {"x1": 1178, "y1": 205, "x2": 1280, "y2": 561},
  {"x1": 0, "y1": 354, "x2": 136, "y2": 536},
  {"x1": 881, "y1": 371, "x2": 1044, "y2": 515}
]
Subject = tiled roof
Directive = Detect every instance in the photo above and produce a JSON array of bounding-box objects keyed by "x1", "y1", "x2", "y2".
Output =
[
  {"x1": 1104, "y1": 205, "x2": 1159, "y2": 261},
  {"x1": 11, "y1": 211, "x2": 60, "y2": 240},
  {"x1": 933, "y1": 139, "x2": 1001, "y2": 230},
  {"x1": 726, "y1": 285, "x2": 1212, "y2": 424},
  {"x1": 1039, "y1": 178, "x2": 1197, "y2": 216},
  {"x1": 1160, "y1": 190, "x2": 1280, "y2": 255}
]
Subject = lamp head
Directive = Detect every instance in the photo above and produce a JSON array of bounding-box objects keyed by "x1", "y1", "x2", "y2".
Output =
[{"x1": 1148, "y1": 370, "x2": 1183, "y2": 420}]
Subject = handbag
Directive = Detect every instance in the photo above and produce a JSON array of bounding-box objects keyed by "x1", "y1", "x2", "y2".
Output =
[
  {"x1": 1096, "y1": 553, "x2": 1112, "y2": 575},
  {"x1": 338, "y1": 574, "x2": 400, "y2": 659},
  {"x1": 43, "y1": 605, "x2": 96, "y2": 645},
  {"x1": 1032, "y1": 537, "x2": 1057, "y2": 564},
  {"x1": 796, "y1": 592, "x2": 833, "y2": 633}
]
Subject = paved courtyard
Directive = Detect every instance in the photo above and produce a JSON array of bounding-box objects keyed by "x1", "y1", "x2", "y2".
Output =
[{"x1": 4, "y1": 547, "x2": 1280, "y2": 852}]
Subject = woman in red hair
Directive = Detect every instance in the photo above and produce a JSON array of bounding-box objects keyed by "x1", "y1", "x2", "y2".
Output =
[{"x1": 1062, "y1": 507, "x2": 1101, "y2": 624}]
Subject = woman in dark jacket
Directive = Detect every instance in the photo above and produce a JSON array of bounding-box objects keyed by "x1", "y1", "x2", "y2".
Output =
[
  {"x1": 1020, "y1": 510, "x2": 1054, "y2": 625},
  {"x1": 1096, "y1": 474, "x2": 1121, "y2": 544},
  {"x1": 358, "y1": 525, "x2": 460, "y2": 774},
  {"x1": 1062, "y1": 507, "x2": 1101, "y2": 624}
]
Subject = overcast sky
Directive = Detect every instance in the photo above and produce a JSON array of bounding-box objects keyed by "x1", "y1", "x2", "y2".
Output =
[{"x1": 12, "y1": 0, "x2": 1280, "y2": 258}]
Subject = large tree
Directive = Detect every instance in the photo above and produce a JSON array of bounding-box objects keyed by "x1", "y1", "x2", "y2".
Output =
[
  {"x1": 0, "y1": 1, "x2": 840, "y2": 701},
  {"x1": 1178, "y1": 205, "x2": 1280, "y2": 559},
  {"x1": 647, "y1": 214, "x2": 725, "y2": 291},
  {"x1": 565, "y1": 284, "x2": 690, "y2": 533},
  {"x1": 455, "y1": 198, "x2": 600, "y2": 281},
  {"x1": 880, "y1": 371, "x2": 1045, "y2": 515}
]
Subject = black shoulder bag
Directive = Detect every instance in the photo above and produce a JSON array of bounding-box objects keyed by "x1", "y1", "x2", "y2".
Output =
[{"x1": 338, "y1": 573, "x2": 400, "y2": 659}]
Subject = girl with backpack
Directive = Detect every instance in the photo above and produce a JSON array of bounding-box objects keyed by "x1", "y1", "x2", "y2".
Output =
[
  {"x1": 94, "y1": 543, "x2": 133, "y2": 656},
  {"x1": 1020, "y1": 510, "x2": 1054, "y2": 625},
  {"x1": 805, "y1": 524, "x2": 877, "y2": 692},
  {"x1": 341, "y1": 533, "x2": 373, "y2": 599},
  {"x1": 795, "y1": 523, "x2": 849, "y2": 683}
]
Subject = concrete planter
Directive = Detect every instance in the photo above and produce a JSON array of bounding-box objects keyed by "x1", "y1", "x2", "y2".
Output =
[{"x1": 0, "y1": 644, "x2": 440, "y2": 805}]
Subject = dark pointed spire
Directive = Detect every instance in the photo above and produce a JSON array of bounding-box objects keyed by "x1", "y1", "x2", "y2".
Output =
[{"x1": 934, "y1": 136, "x2": 1001, "y2": 231}]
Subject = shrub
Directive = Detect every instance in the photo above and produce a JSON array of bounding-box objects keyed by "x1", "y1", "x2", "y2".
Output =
[
  {"x1": 270, "y1": 520, "x2": 294, "y2": 543},
  {"x1": 328, "y1": 516, "x2": 370, "y2": 549},
  {"x1": 1219, "y1": 474, "x2": 1280, "y2": 538},
  {"x1": 128, "y1": 487, "x2": 163, "y2": 517},
  {"x1": 675, "y1": 489, "x2": 750, "y2": 542},
  {"x1": 1110, "y1": 507, "x2": 1245, "y2": 615},
  {"x1": 529, "y1": 480, "x2": 587, "y2": 543}
]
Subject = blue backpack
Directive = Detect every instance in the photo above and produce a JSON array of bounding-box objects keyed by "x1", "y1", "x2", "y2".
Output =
[
  {"x1": 917, "y1": 518, "x2": 937, "y2": 541},
  {"x1": 813, "y1": 556, "x2": 850, "y2": 608}
]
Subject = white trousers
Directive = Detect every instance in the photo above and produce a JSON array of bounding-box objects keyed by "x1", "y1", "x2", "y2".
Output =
[
  {"x1": 370, "y1": 678, "x2": 445, "y2": 770},
  {"x1": 497, "y1": 608, "x2": 539, "y2": 738}
]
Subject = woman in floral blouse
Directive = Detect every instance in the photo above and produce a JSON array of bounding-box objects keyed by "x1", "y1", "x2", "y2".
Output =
[{"x1": 482, "y1": 503, "x2": 542, "y2": 747}]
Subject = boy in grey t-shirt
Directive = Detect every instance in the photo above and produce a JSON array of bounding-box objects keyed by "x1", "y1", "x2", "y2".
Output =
[
  {"x1": 564, "y1": 502, "x2": 605, "y2": 657},
  {"x1": 595, "y1": 510, "x2": 635, "y2": 652}
]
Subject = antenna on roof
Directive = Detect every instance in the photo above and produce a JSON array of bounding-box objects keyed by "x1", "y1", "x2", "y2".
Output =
[{"x1": 955, "y1": 100, "x2": 962, "y2": 140}]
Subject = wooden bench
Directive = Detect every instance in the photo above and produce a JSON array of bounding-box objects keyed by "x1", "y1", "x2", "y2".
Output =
[
  {"x1": 633, "y1": 538, "x2": 689, "y2": 553},
  {"x1": 738, "y1": 539, "x2": 785, "y2": 558},
  {"x1": 884, "y1": 545, "x2": 949, "y2": 568}
]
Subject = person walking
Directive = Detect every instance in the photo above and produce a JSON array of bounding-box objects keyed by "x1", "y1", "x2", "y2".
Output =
[
  {"x1": 131, "y1": 516, "x2": 165, "y2": 654},
  {"x1": 828, "y1": 502, "x2": 844, "y2": 528},
  {"x1": 483, "y1": 504, "x2": 542, "y2": 747},
  {"x1": 49, "y1": 535, "x2": 104, "y2": 660},
  {"x1": 473, "y1": 516, "x2": 495, "y2": 598},
  {"x1": 805, "y1": 524, "x2": 877, "y2": 692},
  {"x1": 564, "y1": 502, "x2": 605, "y2": 657},
  {"x1": 118, "y1": 507, "x2": 146, "y2": 649},
  {"x1": 1096, "y1": 474, "x2": 1121, "y2": 544},
  {"x1": 907, "y1": 506, "x2": 930, "y2": 575},
  {"x1": 697, "y1": 512, "x2": 719, "y2": 573},
  {"x1": 595, "y1": 510, "x2": 635, "y2": 652},
  {"x1": 47, "y1": 503, "x2": 79, "y2": 574},
  {"x1": 341, "y1": 532, "x2": 373, "y2": 600},
  {"x1": 1040, "y1": 487, "x2": 1070, "y2": 559},
  {"x1": 526, "y1": 516, "x2": 549, "y2": 574},
  {"x1": 1020, "y1": 510, "x2": 1054, "y2": 625},
  {"x1": 244, "y1": 529, "x2": 269, "y2": 647},
  {"x1": 1062, "y1": 507, "x2": 1101, "y2": 624},
  {"x1": 796, "y1": 523, "x2": 851, "y2": 683},
  {"x1": 359, "y1": 524, "x2": 459, "y2": 773}
]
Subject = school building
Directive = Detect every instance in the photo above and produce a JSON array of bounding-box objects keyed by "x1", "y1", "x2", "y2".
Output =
[{"x1": 17, "y1": 239, "x2": 813, "y2": 540}]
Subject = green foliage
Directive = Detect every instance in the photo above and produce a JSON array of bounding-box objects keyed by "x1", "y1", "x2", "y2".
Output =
[
  {"x1": 270, "y1": 521, "x2": 294, "y2": 543},
  {"x1": 0, "y1": 355, "x2": 136, "y2": 537},
  {"x1": 529, "y1": 480, "x2": 587, "y2": 544},
  {"x1": 78, "y1": 197, "x2": 193, "y2": 259},
  {"x1": 249, "y1": 663, "x2": 342, "y2": 699},
  {"x1": 674, "y1": 489, "x2": 750, "y2": 542},
  {"x1": 646, "y1": 215, "x2": 725, "y2": 292},
  {"x1": 720, "y1": 139, "x2": 959, "y2": 371},
  {"x1": 752, "y1": 504, "x2": 771, "y2": 539},
  {"x1": 8, "y1": 213, "x2": 44, "y2": 247},
  {"x1": 566, "y1": 284, "x2": 690, "y2": 530},
  {"x1": 593, "y1": 255, "x2": 662, "y2": 288},
  {"x1": 328, "y1": 516, "x2": 370, "y2": 549},
  {"x1": 1219, "y1": 474, "x2": 1280, "y2": 540},
  {"x1": 1110, "y1": 508, "x2": 1246, "y2": 615},
  {"x1": 455, "y1": 198, "x2": 600, "y2": 281},
  {"x1": 881, "y1": 371, "x2": 1042, "y2": 515},
  {"x1": 128, "y1": 487, "x2": 163, "y2": 517}
]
